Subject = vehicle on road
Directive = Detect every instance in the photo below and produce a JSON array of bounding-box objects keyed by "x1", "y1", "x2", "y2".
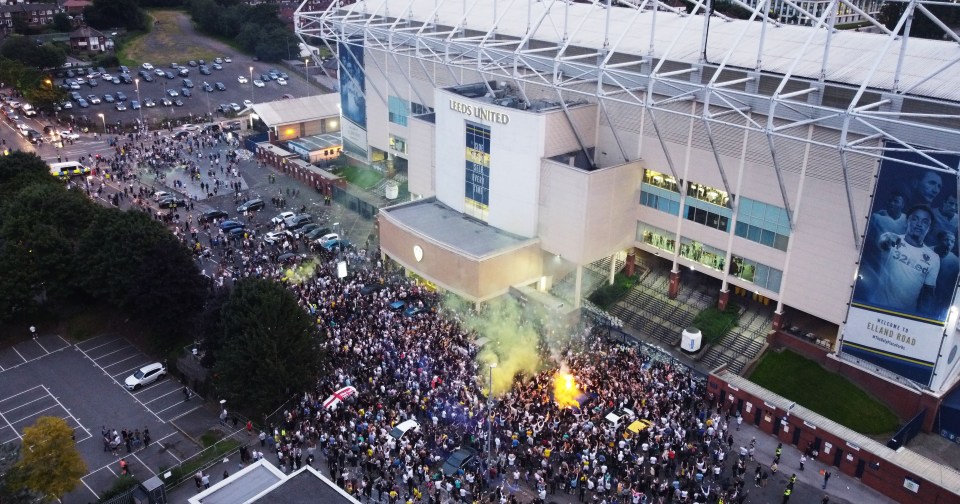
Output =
[
  {"x1": 237, "y1": 75, "x2": 248, "y2": 84},
  {"x1": 58, "y1": 130, "x2": 79, "y2": 140},
  {"x1": 237, "y1": 198, "x2": 265, "y2": 213},
  {"x1": 389, "y1": 419, "x2": 420, "y2": 440},
  {"x1": 200, "y1": 209, "x2": 229, "y2": 223},
  {"x1": 49, "y1": 160, "x2": 91, "y2": 178},
  {"x1": 263, "y1": 230, "x2": 294, "y2": 245},
  {"x1": 441, "y1": 448, "x2": 479, "y2": 477},
  {"x1": 271, "y1": 211, "x2": 295, "y2": 225},
  {"x1": 158, "y1": 196, "x2": 186, "y2": 208},
  {"x1": 219, "y1": 220, "x2": 245, "y2": 231},
  {"x1": 124, "y1": 362, "x2": 166, "y2": 390},
  {"x1": 253, "y1": 79, "x2": 264, "y2": 88},
  {"x1": 276, "y1": 77, "x2": 288, "y2": 86},
  {"x1": 283, "y1": 214, "x2": 313, "y2": 231}
]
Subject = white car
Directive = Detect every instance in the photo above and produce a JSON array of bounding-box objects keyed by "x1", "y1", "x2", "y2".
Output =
[
  {"x1": 124, "y1": 362, "x2": 166, "y2": 390},
  {"x1": 263, "y1": 230, "x2": 293, "y2": 245},
  {"x1": 224, "y1": 56, "x2": 232, "y2": 63},
  {"x1": 276, "y1": 77, "x2": 288, "y2": 86},
  {"x1": 271, "y1": 211, "x2": 295, "y2": 226},
  {"x1": 243, "y1": 99, "x2": 253, "y2": 108},
  {"x1": 152, "y1": 190, "x2": 171, "y2": 201},
  {"x1": 142, "y1": 62, "x2": 154, "y2": 71},
  {"x1": 182, "y1": 124, "x2": 200, "y2": 132},
  {"x1": 59, "y1": 130, "x2": 79, "y2": 140},
  {"x1": 237, "y1": 75, "x2": 248, "y2": 84},
  {"x1": 317, "y1": 232, "x2": 340, "y2": 246},
  {"x1": 253, "y1": 79, "x2": 265, "y2": 88},
  {"x1": 389, "y1": 419, "x2": 420, "y2": 440}
]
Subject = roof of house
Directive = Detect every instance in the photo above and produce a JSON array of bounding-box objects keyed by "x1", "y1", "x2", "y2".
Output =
[
  {"x1": 69, "y1": 26, "x2": 105, "y2": 38},
  {"x1": 250, "y1": 93, "x2": 340, "y2": 127},
  {"x1": 0, "y1": 3, "x2": 59, "y2": 13}
]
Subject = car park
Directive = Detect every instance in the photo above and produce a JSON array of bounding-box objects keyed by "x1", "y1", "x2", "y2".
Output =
[
  {"x1": 103, "y1": 94, "x2": 114, "y2": 103},
  {"x1": 253, "y1": 79, "x2": 264, "y2": 88},
  {"x1": 124, "y1": 362, "x2": 166, "y2": 390},
  {"x1": 161, "y1": 97, "x2": 173, "y2": 107},
  {"x1": 166, "y1": 88, "x2": 179, "y2": 97},
  {"x1": 237, "y1": 198, "x2": 265, "y2": 213},
  {"x1": 115, "y1": 102, "x2": 127, "y2": 111},
  {"x1": 237, "y1": 75, "x2": 248, "y2": 84},
  {"x1": 77, "y1": 98, "x2": 89, "y2": 108},
  {"x1": 131, "y1": 100, "x2": 141, "y2": 110},
  {"x1": 276, "y1": 77, "x2": 288, "y2": 86},
  {"x1": 142, "y1": 62, "x2": 154, "y2": 70},
  {"x1": 143, "y1": 98, "x2": 156, "y2": 107},
  {"x1": 116, "y1": 91, "x2": 127, "y2": 101}
]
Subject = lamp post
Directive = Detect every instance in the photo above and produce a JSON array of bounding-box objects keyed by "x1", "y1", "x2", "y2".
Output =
[
  {"x1": 97, "y1": 113, "x2": 105, "y2": 134},
  {"x1": 135, "y1": 78, "x2": 145, "y2": 134},
  {"x1": 249, "y1": 66, "x2": 254, "y2": 105},
  {"x1": 486, "y1": 362, "x2": 497, "y2": 466}
]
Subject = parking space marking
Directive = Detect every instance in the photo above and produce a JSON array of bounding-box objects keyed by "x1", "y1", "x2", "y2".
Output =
[
  {"x1": 93, "y1": 346, "x2": 131, "y2": 361},
  {"x1": 44, "y1": 385, "x2": 91, "y2": 442},
  {"x1": 100, "y1": 353, "x2": 141, "y2": 369},
  {"x1": 32, "y1": 338, "x2": 48, "y2": 354},
  {"x1": 10, "y1": 346, "x2": 27, "y2": 364},
  {"x1": 0, "y1": 385, "x2": 44, "y2": 405},
  {"x1": 141, "y1": 388, "x2": 181, "y2": 404},
  {"x1": 9, "y1": 404, "x2": 59, "y2": 425},
  {"x1": 112, "y1": 362, "x2": 153, "y2": 381},
  {"x1": 131, "y1": 452, "x2": 155, "y2": 477},
  {"x1": 169, "y1": 404, "x2": 203, "y2": 422},
  {"x1": 78, "y1": 335, "x2": 121, "y2": 352},
  {"x1": 75, "y1": 342, "x2": 164, "y2": 423},
  {"x1": 0, "y1": 409, "x2": 19, "y2": 443},
  {"x1": 3, "y1": 395, "x2": 51, "y2": 414}
]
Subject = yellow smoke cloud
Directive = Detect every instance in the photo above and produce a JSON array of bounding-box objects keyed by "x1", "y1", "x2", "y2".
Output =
[
  {"x1": 553, "y1": 368, "x2": 583, "y2": 409},
  {"x1": 282, "y1": 258, "x2": 320, "y2": 285}
]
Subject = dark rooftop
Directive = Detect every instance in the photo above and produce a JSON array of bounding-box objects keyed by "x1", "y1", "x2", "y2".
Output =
[
  {"x1": 447, "y1": 80, "x2": 585, "y2": 113},
  {"x1": 255, "y1": 467, "x2": 357, "y2": 504}
]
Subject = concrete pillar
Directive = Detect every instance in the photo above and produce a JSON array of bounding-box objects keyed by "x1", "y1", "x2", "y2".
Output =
[
  {"x1": 625, "y1": 249, "x2": 636, "y2": 277},
  {"x1": 772, "y1": 310, "x2": 785, "y2": 330},
  {"x1": 718, "y1": 289, "x2": 730, "y2": 311},
  {"x1": 608, "y1": 253, "x2": 616, "y2": 285},
  {"x1": 669, "y1": 269, "x2": 681, "y2": 299}
]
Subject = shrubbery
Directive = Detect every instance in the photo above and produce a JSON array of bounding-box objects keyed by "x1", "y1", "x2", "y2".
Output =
[
  {"x1": 691, "y1": 304, "x2": 740, "y2": 344},
  {"x1": 587, "y1": 272, "x2": 637, "y2": 309}
]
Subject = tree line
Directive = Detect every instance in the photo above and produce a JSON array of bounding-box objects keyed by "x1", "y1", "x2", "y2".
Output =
[{"x1": 187, "y1": 0, "x2": 297, "y2": 62}]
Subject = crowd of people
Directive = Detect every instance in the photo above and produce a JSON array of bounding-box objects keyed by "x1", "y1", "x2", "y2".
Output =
[{"x1": 72, "y1": 127, "x2": 768, "y2": 503}]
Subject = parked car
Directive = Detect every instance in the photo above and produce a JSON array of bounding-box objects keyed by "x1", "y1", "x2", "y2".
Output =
[
  {"x1": 124, "y1": 362, "x2": 166, "y2": 390},
  {"x1": 219, "y1": 220, "x2": 245, "y2": 231},
  {"x1": 115, "y1": 102, "x2": 127, "y2": 111},
  {"x1": 87, "y1": 94, "x2": 101, "y2": 104},
  {"x1": 202, "y1": 82, "x2": 214, "y2": 92},
  {"x1": 237, "y1": 75, "x2": 248, "y2": 84},
  {"x1": 271, "y1": 211, "x2": 295, "y2": 225},
  {"x1": 76, "y1": 98, "x2": 89, "y2": 108},
  {"x1": 103, "y1": 94, "x2": 115, "y2": 103},
  {"x1": 276, "y1": 77, "x2": 288, "y2": 86},
  {"x1": 200, "y1": 209, "x2": 229, "y2": 223},
  {"x1": 215, "y1": 82, "x2": 226, "y2": 91},
  {"x1": 141, "y1": 62, "x2": 154, "y2": 71},
  {"x1": 166, "y1": 88, "x2": 179, "y2": 97},
  {"x1": 160, "y1": 97, "x2": 173, "y2": 107},
  {"x1": 181, "y1": 88, "x2": 192, "y2": 97},
  {"x1": 237, "y1": 198, "x2": 265, "y2": 213},
  {"x1": 389, "y1": 419, "x2": 420, "y2": 440},
  {"x1": 317, "y1": 232, "x2": 340, "y2": 246},
  {"x1": 116, "y1": 91, "x2": 127, "y2": 101},
  {"x1": 253, "y1": 79, "x2": 265, "y2": 88},
  {"x1": 130, "y1": 100, "x2": 141, "y2": 110},
  {"x1": 182, "y1": 78, "x2": 194, "y2": 88},
  {"x1": 178, "y1": 67, "x2": 190, "y2": 77},
  {"x1": 263, "y1": 230, "x2": 294, "y2": 245},
  {"x1": 283, "y1": 214, "x2": 313, "y2": 231},
  {"x1": 441, "y1": 448, "x2": 479, "y2": 477},
  {"x1": 143, "y1": 98, "x2": 156, "y2": 107}
]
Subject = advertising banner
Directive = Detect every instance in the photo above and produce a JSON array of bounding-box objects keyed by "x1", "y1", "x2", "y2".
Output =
[
  {"x1": 841, "y1": 143, "x2": 960, "y2": 384},
  {"x1": 338, "y1": 39, "x2": 367, "y2": 159}
]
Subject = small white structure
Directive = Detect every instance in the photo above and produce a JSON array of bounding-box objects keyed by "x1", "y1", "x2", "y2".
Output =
[{"x1": 681, "y1": 327, "x2": 702, "y2": 353}]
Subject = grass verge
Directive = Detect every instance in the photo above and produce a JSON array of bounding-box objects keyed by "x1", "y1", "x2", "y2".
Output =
[
  {"x1": 749, "y1": 349, "x2": 900, "y2": 435},
  {"x1": 120, "y1": 10, "x2": 220, "y2": 66},
  {"x1": 691, "y1": 304, "x2": 739, "y2": 344},
  {"x1": 334, "y1": 165, "x2": 385, "y2": 190},
  {"x1": 587, "y1": 272, "x2": 637, "y2": 309}
]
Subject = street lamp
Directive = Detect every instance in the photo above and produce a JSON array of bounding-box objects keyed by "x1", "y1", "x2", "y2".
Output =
[
  {"x1": 249, "y1": 66, "x2": 254, "y2": 105},
  {"x1": 486, "y1": 362, "x2": 497, "y2": 466},
  {"x1": 97, "y1": 113, "x2": 105, "y2": 134},
  {"x1": 135, "y1": 78, "x2": 145, "y2": 134}
]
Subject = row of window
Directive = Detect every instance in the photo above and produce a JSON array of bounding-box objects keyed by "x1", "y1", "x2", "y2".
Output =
[
  {"x1": 734, "y1": 222, "x2": 789, "y2": 251},
  {"x1": 641, "y1": 188, "x2": 681, "y2": 216},
  {"x1": 636, "y1": 222, "x2": 784, "y2": 292},
  {"x1": 685, "y1": 204, "x2": 730, "y2": 232},
  {"x1": 389, "y1": 96, "x2": 435, "y2": 127}
]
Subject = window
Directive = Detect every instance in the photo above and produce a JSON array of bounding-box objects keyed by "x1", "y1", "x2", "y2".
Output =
[
  {"x1": 641, "y1": 169, "x2": 682, "y2": 216},
  {"x1": 411, "y1": 102, "x2": 433, "y2": 115},
  {"x1": 464, "y1": 122, "x2": 491, "y2": 221},
  {"x1": 735, "y1": 197, "x2": 790, "y2": 251},
  {"x1": 389, "y1": 135, "x2": 407, "y2": 154},
  {"x1": 687, "y1": 181, "x2": 732, "y2": 208},
  {"x1": 643, "y1": 169, "x2": 681, "y2": 192},
  {"x1": 679, "y1": 238, "x2": 726, "y2": 271},
  {"x1": 729, "y1": 255, "x2": 783, "y2": 292},
  {"x1": 388, "y1": 96, "x2": 408, "y2": 126},
  {"x1": 636, "y1": 222, "x2": 676, "y2": 253},
  {"x1": 684, "y1": 201, "x2": 730, "y2": 232}
]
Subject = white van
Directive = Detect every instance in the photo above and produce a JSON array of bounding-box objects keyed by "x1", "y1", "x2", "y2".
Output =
[{"x1": 389, "y1": 419, "x2": 420, "y2": 440}]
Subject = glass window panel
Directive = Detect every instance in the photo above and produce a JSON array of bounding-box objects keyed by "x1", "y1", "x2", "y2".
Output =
[
  {"x1": 764, "y1": 204, "x2": 780, "y2": 224},
  {"x1": 778, "y1": 209, "x2": 791, "y2": 229},
  {"x1": 718, "y1": 215, "x2": 729, "y2": 232},
  {"x1": 768, "y1": 269, "x2": 783, "y2": 291},
  {"x1": 735, "y1": 221, "x2": 747, "y2": 237},
  {"x1": 747, "y1": 225, "x2": 761, "y2": 242},
  {"x1": 774, "y1": 233, "x2": 789, "y2": 251},
  {"x1": 740, "y1": 198, "x2": 753, "y2": 217},
  {"x1": 760, "y1": 229, "x2": 775, "y2": 246},
  {"x1": 754, "y1": 265, "x2": 769, "y2": 287}
]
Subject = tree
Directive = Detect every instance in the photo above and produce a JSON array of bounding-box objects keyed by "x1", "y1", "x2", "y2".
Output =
[
  {"x1": 214, "y1": 278, "x2": 320, "y2": 416},
  {"x1": 127, "y1": 237, "x2": 209, "y2": 340},
  {"x1": 14, "y1": 417, "x2": 87, "y2": 501},
  {"x1": 0, "y1": 36, "x2": 66, "y2": 70},
  {"x1": 52, "y1": 12, "x2": 72, "y2": 32},
  {"x1": 83, "y1": 0, "x2": 147, "y2": 32}
]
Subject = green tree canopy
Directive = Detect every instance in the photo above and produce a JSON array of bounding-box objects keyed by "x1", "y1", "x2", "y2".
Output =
[
  {"x1": 52, "y1": 12, "x2": 72, "y2": 32},
  {"x1": 214, "y1": 278, "x2": 320, "y2": 416},
  {"x1": 83, "y1": 0, "x2": 148, "y2": 32},
  {"x1": 14, "y1": 417, "x2": 87, "y2": 501},
  {"x1": 127, "y1": 237, "x2": 209, "y2": 337},
  {"x1": 0, "y1": 36, "x2": 66, "y2": 70}
]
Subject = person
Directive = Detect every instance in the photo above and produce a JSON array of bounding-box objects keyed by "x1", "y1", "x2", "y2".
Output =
[
  {"x1": 868, "y1": 205, "x2": 939, "y2": 314},
  {"x1": 907, "y1": 170, "x2": 943, "y2": 207},
  {"x1": 927, "y1": 195, "x2": 959, "y2": 249},
  {"x1": 870, "y1": 189, "x2": 908, "y2": 236},
  {"x1": 933, "y1": 231, "x2": 960, "y2": 309},
  {"x1": 143, "y1": 427, "x2": 151, "y2": 448},
  {"x1": 799, "y1": 453, "x2": 806, "y2": 471},
  {"x1": 119, "y1": 458, "x2": 129, "y2": 476},
  {"x1": 822, "y1": 470, "x2": 832, "y2": 489},
  {"x1": 183, "y1": 386, "x2": 191, "y2": 402},
  {"x1": 782, "y1": 485, "x2": 792, "y2": 503}
]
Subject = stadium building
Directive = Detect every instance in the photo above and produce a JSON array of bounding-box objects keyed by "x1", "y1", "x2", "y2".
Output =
[{"x1": 297, "y1": 0, "x2": 960, "y2": 436}]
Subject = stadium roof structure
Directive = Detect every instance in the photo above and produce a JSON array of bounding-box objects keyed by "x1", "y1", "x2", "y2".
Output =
[{"x1": 296, "y1": 0, "x2": 960, "y2": 246}]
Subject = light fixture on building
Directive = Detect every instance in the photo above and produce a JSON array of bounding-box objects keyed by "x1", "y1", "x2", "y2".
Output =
[{"x1": 413, "y1": 245, "x2": 423, "y2": 262}]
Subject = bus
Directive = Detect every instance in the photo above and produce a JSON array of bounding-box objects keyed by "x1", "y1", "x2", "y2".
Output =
[{"x1": 49, "y1": 161, "x2": 92, "y2": 178}]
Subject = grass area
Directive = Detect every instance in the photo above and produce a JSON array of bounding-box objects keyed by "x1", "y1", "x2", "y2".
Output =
[
  {"x1": 334, "y1": 165, "x2": 385, "y2": 190},
  {"x1": 120, "y1": 10, "x2": 221, "y2": 67},
  {"x1": 749, "y1": 349, "x2": 900, "y2": 435},
  {"x1": 587, "y1": 272, "x2": 638, "y2": 309},
  {"x1": 161, "y1": 434, "x2": 241, "y2": 488},
  {"x1": 691, "y1": 304, "x2": 739, "y2": 344}
]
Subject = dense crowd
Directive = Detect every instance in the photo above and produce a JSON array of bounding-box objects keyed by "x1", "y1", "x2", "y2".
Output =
[{"x1": 72, "y1": 128, "x2": 752, "y2": 503}]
